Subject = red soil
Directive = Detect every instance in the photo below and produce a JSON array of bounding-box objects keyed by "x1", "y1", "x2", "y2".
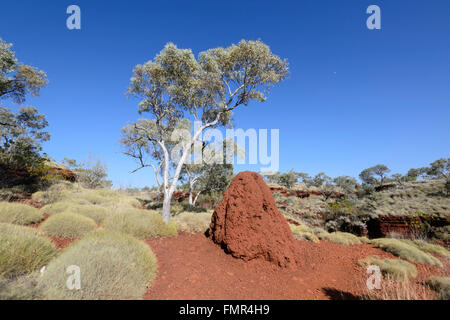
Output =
[
  {"x1": 144, "y1": 232, "x2": 448, "y2": 300},
  {"x1": 49, "y1": 236, "x2": 78, "y2": 249},
  {"x1": 209, "y1": 171, "x2": 298, "y2": 268}
]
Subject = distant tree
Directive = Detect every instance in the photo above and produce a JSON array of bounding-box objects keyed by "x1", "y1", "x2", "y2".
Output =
[
  {"x1": 295, "y1": 172, "x2": 312, "y2": 186},
  {"x1": 312, "y1": 172, "x2": 332, "y2": 187},
  {"x1": 333, "y1": 176, "x2": 357, "y2": 194},
  {"x1": 180, "y1": 137, "x2": 242, "y2": 206},
  {"x1": 122, "y1": 40, "x2": 288, "y2": 223},
  {"x1": 426, "y1": 158, "x2": 450, "y2": 195},
  {"x1": 391, "y1": 173, "x2": 407, "y2": 186},
  {"x1": 278, "y1": 170, "x2": 297, "y2": 189},
  {"x1": 62, "y1": 156, "x2": 111, "y2": 189},
  {"x1": 359, "y1": 164, "x2": 390, "y2": 186}
]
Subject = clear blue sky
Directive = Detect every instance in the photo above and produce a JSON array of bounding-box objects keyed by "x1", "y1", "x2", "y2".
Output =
[{"x1": 1, "y1": 0, "x2": 449, "y2": 188}]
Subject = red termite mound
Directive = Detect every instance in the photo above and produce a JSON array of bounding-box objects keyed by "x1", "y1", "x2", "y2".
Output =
[{"x1": 208, "y1": 171, "x2": 299, "y2": 268}]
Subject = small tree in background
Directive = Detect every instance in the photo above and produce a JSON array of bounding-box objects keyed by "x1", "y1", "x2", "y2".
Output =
[
  {"x1": 426, "y1": 158, "x2": 450, "y2": 195},
  {"x1": 359, "y1": 164, "x2": 390, "y2": 187},
  {"x1": 333, "y1": 176, "x2": 357, "y2": 195},
  {"x1": 62, "y1": 156, "x2": 111, "y2": 189}
]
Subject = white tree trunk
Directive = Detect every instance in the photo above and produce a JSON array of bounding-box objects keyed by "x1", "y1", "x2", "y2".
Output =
[
  {"x1": 160, "y1": 118, "x2": 220, "y2": 224},
  {"x1": 193, "y1": 190, "x2": 202, "y2": 206}
]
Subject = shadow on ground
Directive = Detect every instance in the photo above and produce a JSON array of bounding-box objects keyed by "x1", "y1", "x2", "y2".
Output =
[{"x1": 322, "y1": 288, "x2": 362, "y2": 300}]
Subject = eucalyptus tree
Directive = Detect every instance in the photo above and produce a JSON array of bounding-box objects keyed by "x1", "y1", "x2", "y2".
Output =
[
  {"x1": 0, "y1": 38, "x2": 49, "y2": 181},
  {"x1": 123, "y1": 40, "x2": 288, "y2": 222}
]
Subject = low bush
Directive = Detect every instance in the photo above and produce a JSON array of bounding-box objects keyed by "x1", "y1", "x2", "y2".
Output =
[
  {"x1": 359, "y1": 256, "x2": 417, "y2": 281},
  {"x1": 426, "y1": 276, "x2": 450, "y2": 300},
  {"x1": 318, "y1": 231, "x2": 362, "y2": 245},
  {"x1": 0, "y1": 223, "x2": 57, "y2": 278},
  {"x1": 103, "y1": 209, "x2": 177, "y2": 239},
  {"x1": 0, "y1": 202, "x2": 44, "y2": 225},
  {"x1": 370, "y1": 238, "x2": 443, "y2": 267},
  {"x1": 173, "y1": 211, "x2": 212, "y2": 233},
  {"x1": 37, "y1": 229, "x2": 157, "y2": 299},
  {"x1": 39, "y1": 213, "x2": 97, "y2": 238},
  {"x1": 181, "y1": 203, "x2": 207, "y2": 213}
]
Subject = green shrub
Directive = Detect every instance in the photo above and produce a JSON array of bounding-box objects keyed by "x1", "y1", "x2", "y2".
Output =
[
  {"x1": 318, "y1": 231, "x2": 362, "y2": 245},
  {"x1": 359, "y1": 256, "x2": 417, "y2": 281},
  {"x1": 370, "y1": 238, "x2": 443, "y2": 267},
  {"x1": 181, "y1": 203, "x2": 208, "y2": 213},
  {"x1": 103, "y1": 209, "x2": 177, "y2": 239},
  {"x1": 37, "y1": 229, "x2": 157, "y2": 299},
  {"x1": 173, "y1": 211, "x2": 212, "y2": 233},
  {"x1": 0, "y1": 202, "x2": 44, "y2": 225},
  {"x1": 426, "y1": 276, "x2": 450, "y2": 300},
  {"x1": 65, "y1": 205, "x2": 110, "y2": 224},
  {"x1": 0, "y1": 223, "x2": 57, "y2": 278},
  {"x1": 290, "y1": 224, "x2": 320, "y2": 243},
  {"x1": 39, "y1": 213, "x2": 97, "y2": 238}
]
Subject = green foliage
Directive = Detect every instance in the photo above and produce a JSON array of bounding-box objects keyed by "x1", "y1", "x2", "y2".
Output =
[
  {"x1": 317, "y1": 231, "x2": 362, "y2": 245},
  {"x1": 39, "y1": 212, "x2": 97, "y2": 238},
  {"x1": 0, "y1": 223, "x2": 57, "y2": 278},
  {"x1": 359, "y1": 164, "x2": 390, "y2": 186},
  {"x1": 62, "y1": 156, "x2": 111, "y2": 189},
  {"x1": 103, "y1": 208, "x2": 177, "y2": 239},
  {"x1": 0, "y1": 202, "x2": 43, "y2": 225},
  {"x1": 370, "y1": 238, "x2": 443, "y2": 267},
  {"x1": 402, "y1": 239, "x2": 450, "y2": 259},
  {"x1": 173, "y1": 211, "x2": 212, "y2": 233},
  {"x1": 426, "y1": 276, "x2": 450, "y2": 300},
  {"x1": 359, "y1": 256, "x2": 418, "y2": 281},
  {"x1": 37, "y1": 229, "x2": 157, "y2": 300}
]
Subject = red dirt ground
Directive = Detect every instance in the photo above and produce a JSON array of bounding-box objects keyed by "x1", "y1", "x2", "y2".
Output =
[{"x1": 144, "y1": 232, "x2": 449, "y2": 300}]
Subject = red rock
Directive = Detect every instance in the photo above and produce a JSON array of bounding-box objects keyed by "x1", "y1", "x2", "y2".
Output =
[{"x1": 208, "y1": 171, "x2": 299, "y2": 268}]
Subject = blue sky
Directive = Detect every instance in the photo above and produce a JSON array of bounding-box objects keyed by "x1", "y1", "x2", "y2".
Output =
[{"x1": 1, "y1": 0, "x2": 449, "y2": 188}]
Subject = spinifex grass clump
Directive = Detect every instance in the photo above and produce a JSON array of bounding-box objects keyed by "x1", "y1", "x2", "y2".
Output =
[
  {"x1": 39, "y1": 212, "x2": 97, "y2": 238},
  {"x1": 103, "y1": 208, "x2": 177, "y2": 239},
  {"x1": 172, "y1": 211, "x2": 212, "y2": 233},
  {"x1": 370, "y1": 238, "x2": 443, "y2": 267},
  {"x1": 317, "y1": 231, "x2": 362, "y2": 245},
  {"x1": 359, "y1": 256, "x2": 418, "y2": 281},
  {"x1": 426, "y1": 276, "x2": 450, "y2": 300},
  {"x1": 0, "y1": 223, "x2": 57, "y2": 278},
  {"x1": 0, "y1": 202, "x2": 44, "y2": 225},
  {"x1": 38, "y1": 229, "x2": 157, "y2": 300}
]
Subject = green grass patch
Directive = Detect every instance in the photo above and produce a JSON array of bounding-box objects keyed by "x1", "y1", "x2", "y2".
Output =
[
  {"x1": 173, "y1": 211, "x2": 212, "y2": 233},
  {"x1": 370, "y1": 238, "x2": 443, "y2": 267},
  {"x1": 37, "y1": 229, "x2": 157, "y2": 299},
  {"x1": 359, "y1": 256, "x2": 418, "y2": 281},
  {"x1": 0, "y1": 202, "x2": 44, "y2": 225},
  {"x1": 103, "y1": 208, "x2": 177, "y2": 239},
  {"x1": 0, "y1": 223, "x2": 57, "y2": 278},
  {"x1": 39, "y1": 213, "x2": 97, "y2": 238}
]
